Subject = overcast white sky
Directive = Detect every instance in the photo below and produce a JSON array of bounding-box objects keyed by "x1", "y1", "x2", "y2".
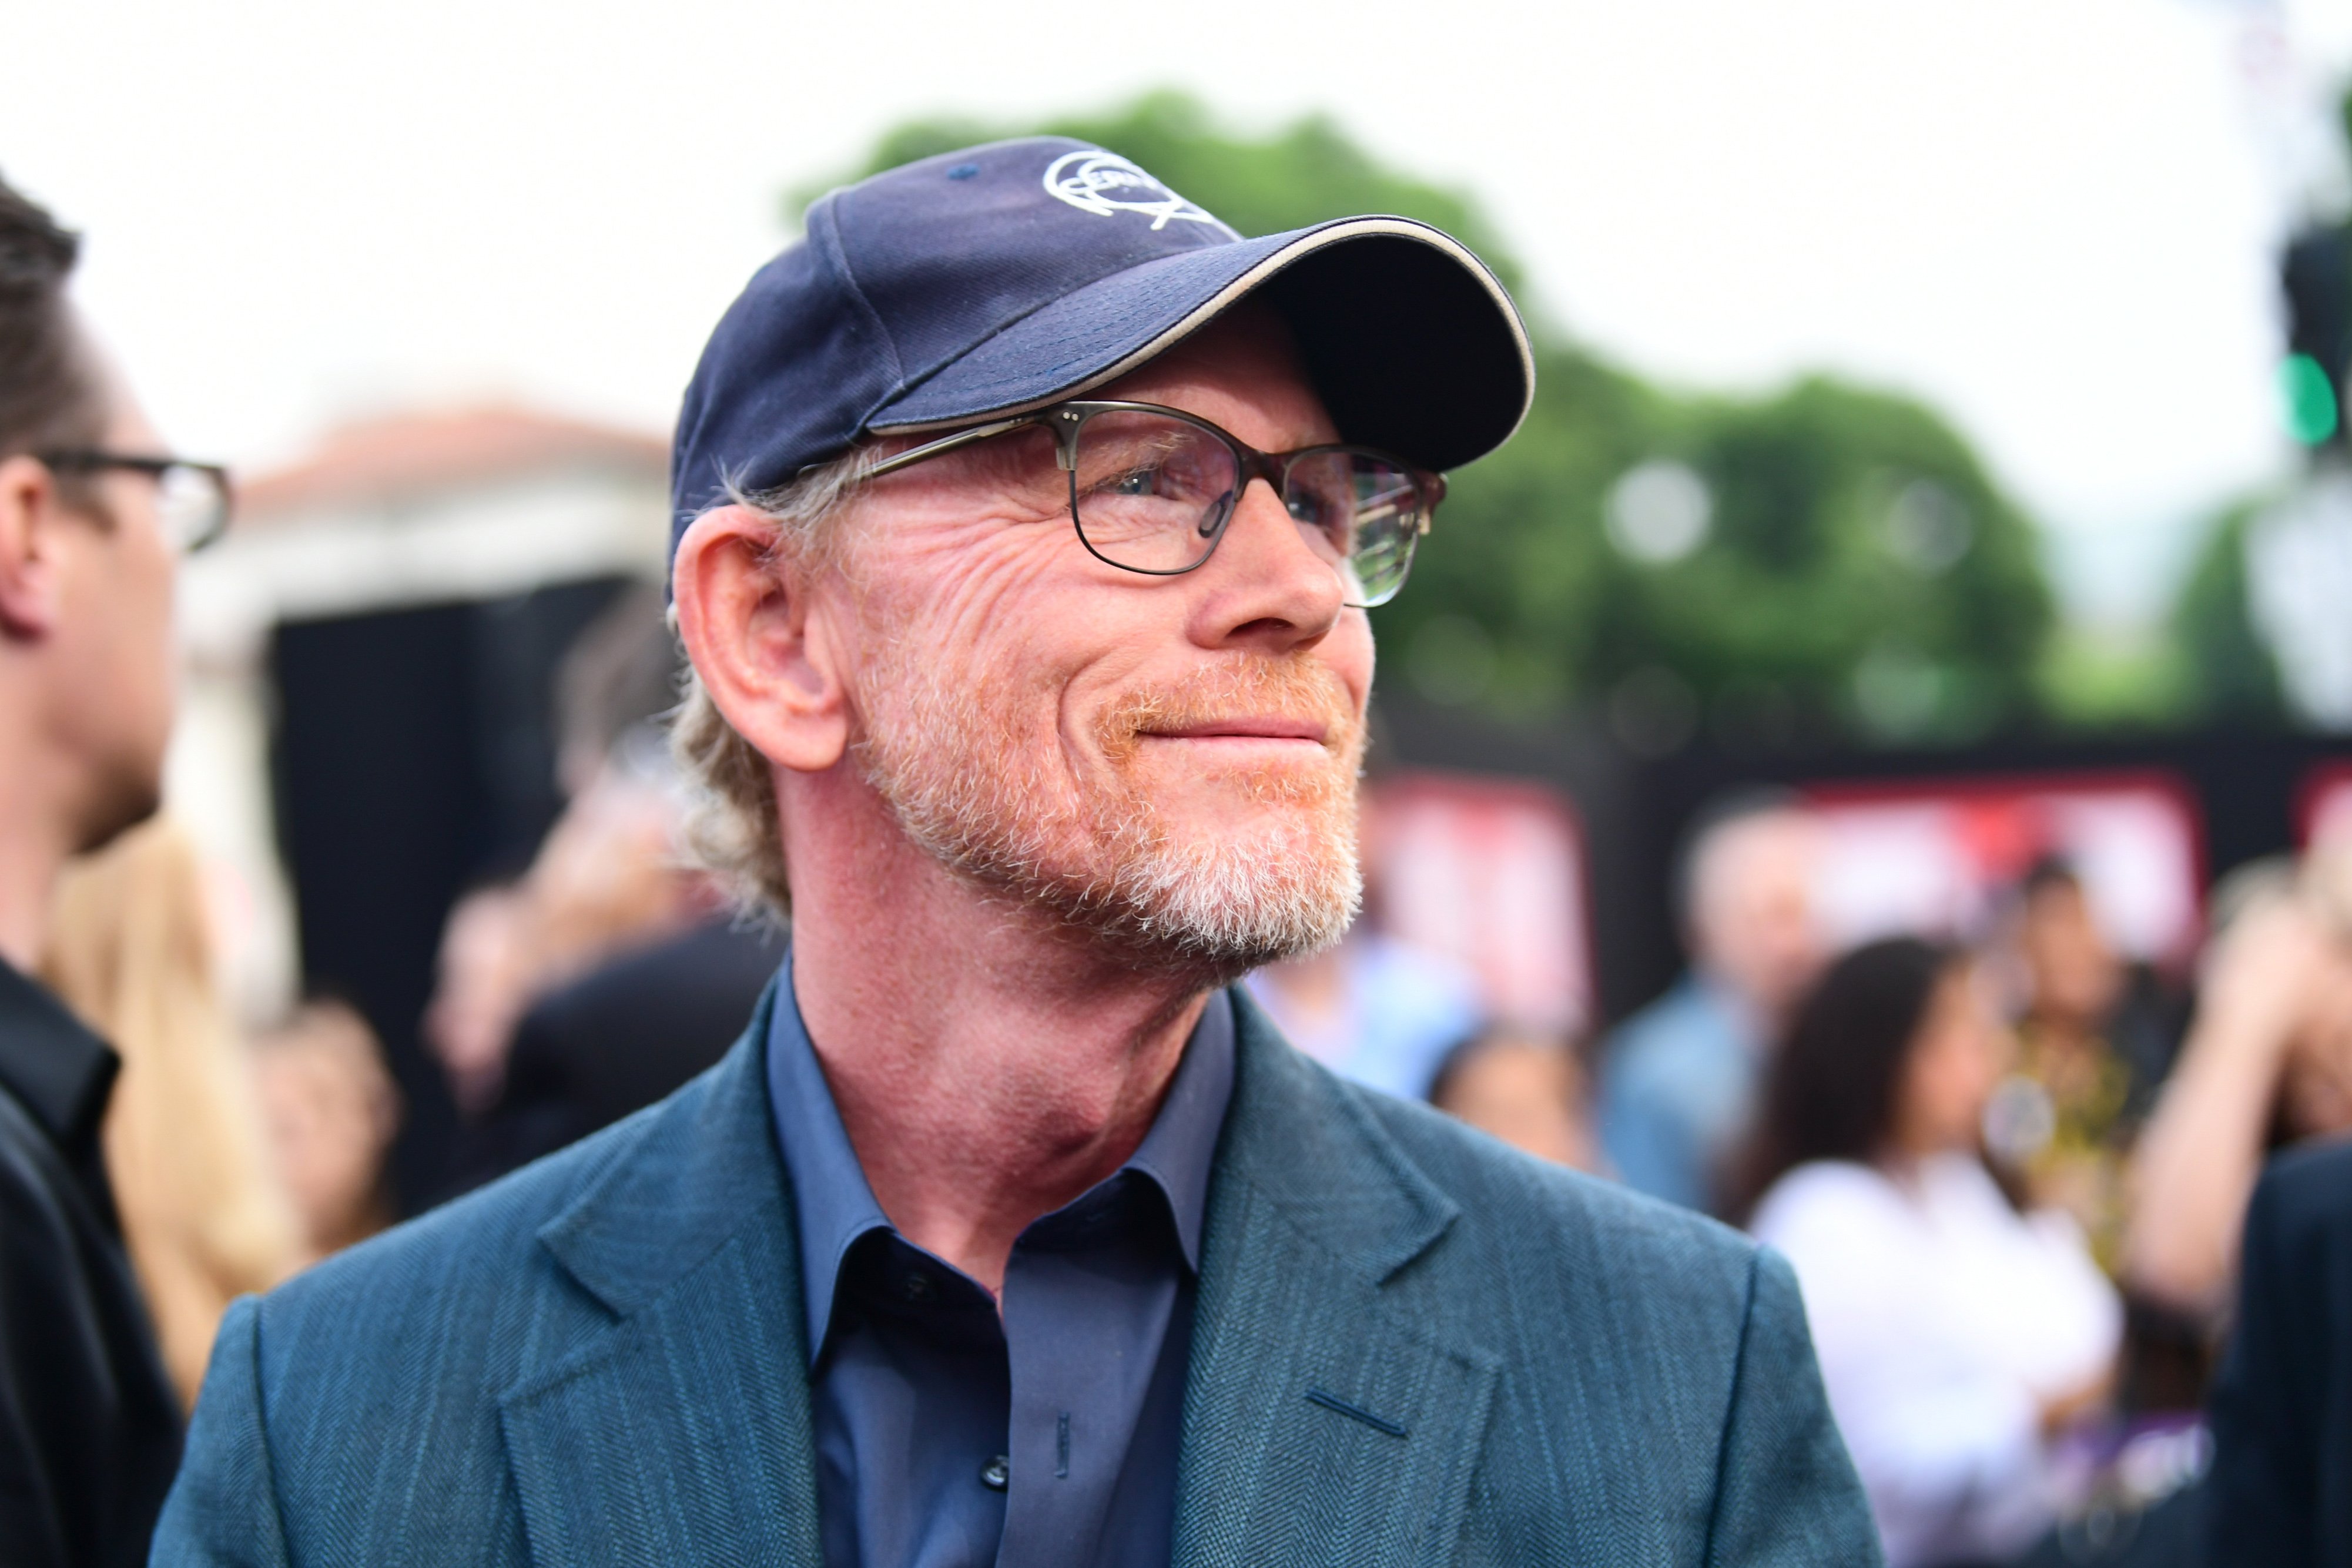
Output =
[{"x1": 12, "y1": 0, "x2": 2352, "y2": 621}]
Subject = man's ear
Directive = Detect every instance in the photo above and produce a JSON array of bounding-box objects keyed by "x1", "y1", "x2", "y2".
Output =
[
  {"x1": 0, "y1": 454, "x2": 65, "y2": 641},
  {"x1": 671, "y1": 504, "x2": 850, "y2": 773}
]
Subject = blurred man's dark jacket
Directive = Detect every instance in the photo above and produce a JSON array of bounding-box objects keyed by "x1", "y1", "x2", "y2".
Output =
[
  {"x1": 0, "y1": 959, "x2": 181, "y2": 1567},
  {"x1": 2204, "y1": 1137, "x2": 2352, "y2": 1564},
  {"x1": 457, "y1": 916, "x2": 783, "y2": 1190}
]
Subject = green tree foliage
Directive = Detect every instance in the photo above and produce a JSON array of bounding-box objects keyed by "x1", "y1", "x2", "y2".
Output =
[
  {"x1": 2167, "y1": 498, "x2": 2288, "y2": 723},
  {"x1": 811, "y1": 93, "x2": 2056, "y2": 746}
]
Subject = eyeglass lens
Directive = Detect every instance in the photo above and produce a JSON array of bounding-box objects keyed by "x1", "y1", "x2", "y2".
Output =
[
  {"x1": 1068, "y1": 409, "x2": 1423, "y2": 606},
  {"x1": 154, "y1": 465, "x2": 226, "y2": 553}
]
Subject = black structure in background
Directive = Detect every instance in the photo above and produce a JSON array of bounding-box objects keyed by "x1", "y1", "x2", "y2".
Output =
[
  {"x1": 271, "y1": 577, "x2": 632, "y2": 1213},
  {"x1": 1378, "y1": 697, "x2": 2352, "y2": 1031}
]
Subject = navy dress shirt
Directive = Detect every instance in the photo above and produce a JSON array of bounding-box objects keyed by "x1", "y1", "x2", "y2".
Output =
[{"x1": 765, "y1": 961, "x2": 1235, "y2": 1568}]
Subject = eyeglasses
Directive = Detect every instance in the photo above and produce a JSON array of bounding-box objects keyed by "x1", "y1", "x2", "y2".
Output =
[
  {"x1": 38, "y1": 451, "x2": 233, "y2": 554},
  {"x1": 862, "y1": 401, "x2": 1445, "y2": 609}
]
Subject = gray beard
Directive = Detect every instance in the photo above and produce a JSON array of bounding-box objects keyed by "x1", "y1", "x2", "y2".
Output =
[{"x1": 854, "y1": 658, "x2": 1363, "y2": 983}]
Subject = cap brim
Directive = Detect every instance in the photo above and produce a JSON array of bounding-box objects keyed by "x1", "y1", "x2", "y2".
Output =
[{"x1": 866, "y1": 217, "x2": 1534, "y2": 474}]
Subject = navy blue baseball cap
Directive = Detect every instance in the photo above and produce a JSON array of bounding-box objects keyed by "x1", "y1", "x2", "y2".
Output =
[{"x1": 670, "y1": 136, "x2": 1535, "y2": 551}]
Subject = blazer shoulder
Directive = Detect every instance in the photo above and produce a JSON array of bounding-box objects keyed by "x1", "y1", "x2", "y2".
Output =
[{"x1": 1313, "y1": 1076, "x2": 1871, "y2": 1556}]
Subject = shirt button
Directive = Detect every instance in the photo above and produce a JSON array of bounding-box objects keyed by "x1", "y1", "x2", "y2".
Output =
[
  {"x1": 902, "y1": 1272, "x2": 936, "y2": 1303},
  {"x1": 980, "y1": 1455, "x2": 1010, "y2": 1492}
]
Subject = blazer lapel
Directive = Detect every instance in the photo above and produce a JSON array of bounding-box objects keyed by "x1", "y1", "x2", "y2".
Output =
[
  {"x1": 497, "y1": 985, "x2": 825, "y2": 1567},
  {"x1": 1174, "y1": 993, "x2": 1500, "y2": 1567}
]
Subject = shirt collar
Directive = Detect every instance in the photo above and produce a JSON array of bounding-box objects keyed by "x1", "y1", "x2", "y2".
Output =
[
  {"x1": 764, "y1": 951, "x2": 1237, "y2": 1364},
  {"x1": 0, "y1": 957, "x2": 118, "y2": 1154}
]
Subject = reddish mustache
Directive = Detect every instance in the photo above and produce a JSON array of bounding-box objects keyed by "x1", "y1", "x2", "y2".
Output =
[{"x1": 1095, "y1": 662, "x2": 1358, "y2": 759}]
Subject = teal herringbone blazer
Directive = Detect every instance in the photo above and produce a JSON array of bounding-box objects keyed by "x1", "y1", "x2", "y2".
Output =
[{"x1": 154, "y1": 987, "x2": 1878, "y2": 1566}]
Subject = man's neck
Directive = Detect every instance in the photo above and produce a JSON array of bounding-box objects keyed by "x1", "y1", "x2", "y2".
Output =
[
  {"x1": 784, "y1": 790, "x2": 1212, "y2": 1297},
  {"x1": 0, "y1": 708, "x2": 73, "y2": 973}
]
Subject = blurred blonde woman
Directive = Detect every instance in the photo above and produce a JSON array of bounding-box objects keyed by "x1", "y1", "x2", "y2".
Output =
[{"x1": 39, "y1": 816, "x2": 302, "y2": 1409}]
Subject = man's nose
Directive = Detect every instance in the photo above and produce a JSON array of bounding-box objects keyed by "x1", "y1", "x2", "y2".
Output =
[{"x1": 1187, "y1": 476, "x2": 1347, "y2": 651}]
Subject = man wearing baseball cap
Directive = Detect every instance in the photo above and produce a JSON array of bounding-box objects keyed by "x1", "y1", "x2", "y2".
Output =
[{"x1": 158, "y1": 140, "x2": 1875, "y2": 1566}]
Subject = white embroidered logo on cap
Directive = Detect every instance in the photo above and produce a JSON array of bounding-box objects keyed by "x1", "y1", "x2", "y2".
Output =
[{"x1": 1041, "y1": 149, "x2": 1234, "y2": 234}]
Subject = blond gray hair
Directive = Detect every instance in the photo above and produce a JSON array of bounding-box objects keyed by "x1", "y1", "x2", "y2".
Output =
[{"x1": 668, "y1": 445, "x2": 880, "y2": 919}]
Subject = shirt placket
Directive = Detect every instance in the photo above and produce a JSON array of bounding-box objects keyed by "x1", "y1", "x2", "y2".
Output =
[{"x1": 993, "y1": 1185, "x2": 1181, "y2": 1565}]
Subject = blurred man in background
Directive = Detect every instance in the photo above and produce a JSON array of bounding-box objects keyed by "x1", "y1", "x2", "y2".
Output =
[
  {"x1": 425, "y1": 587, "x2": 783, "y2": 1192},
  {"x1": 1599, "y1": 792, "x2": 1825, "y2": 1213},
  {"x1": 1984, "y1": 856, "x2": 2181, "y2": 1275},
  {"x1": 2187, "y1": 779, "x2": 2352, "y2": 1568},
  {"x1": 2203, "y1": 1125, "x2": 2352, "y2": 1563},
  {"x1": 0, "y1": 172, "x2": 207, "y2": 1567}
]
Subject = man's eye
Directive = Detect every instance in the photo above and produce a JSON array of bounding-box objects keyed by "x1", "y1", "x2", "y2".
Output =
[
  {"x1": 1108, "y1": 465, "x2": 1161, "y2": 497},
  {"x1": 1286, "y1": 490, "x2": 1330, "y2": 525}
]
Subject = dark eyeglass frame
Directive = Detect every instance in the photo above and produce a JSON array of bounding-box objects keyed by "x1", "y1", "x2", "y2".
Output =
[
  {"x1": 860, "y1": 400, "x2": 1447, "y2": 608},
  {"x1": 36, "y1": 450, "x2": 234, "y2": 554}
]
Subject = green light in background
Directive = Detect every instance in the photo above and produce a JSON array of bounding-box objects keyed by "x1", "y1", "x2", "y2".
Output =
[{"x1": 2281, "y1": 353, "x2": 2340, "y2": 445}]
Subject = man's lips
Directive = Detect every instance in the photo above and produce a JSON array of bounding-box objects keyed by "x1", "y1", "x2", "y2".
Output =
[{"x1": 1137, "y1": 716, "x2": 1331, "y2": 746}]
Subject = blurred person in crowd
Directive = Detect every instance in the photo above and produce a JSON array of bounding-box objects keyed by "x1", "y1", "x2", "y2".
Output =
[
  {"x1": 249, "y1": 1000, "x2": 400, "y2": 1265},
  {"x1": 1600, "y1": 790, "x2": 1825, "y2": 1213},
  {"x1": 2126, "y1": 838, "x2": 2352, "y2": 1319},
  {"x1": 38, "y1": 816, "x2": 302, "y2": 1408},
  {"x1": 520, "y1": 728, "x2": 708, "y2": 973},
  {"x1": 160, "y1": 140, "x2": 1874, "y2": 1563},
  {"x1": 2201, "y1": 1133, "x2": 2352, "y2": 1564},
  {"x1": 423, "y1": 879, "x2": 532, "y2": 1116},
  {"x1": 1982, "y1": 857, "x2": 2181, "y2": 1274},
  {"x1": 467, "y1": 898, "x2": 783, "y2": 1185},
  {"x1": 0, "y1": 172, "x2": 209, "y2": 1564},
  {"x1": 1244, "y1": 925, "x2": 1482, "y2": 1100},
  {"x1": 421, "y1": 745, "x2": 706, "y2": 1117},
  {"x1": 551, "y1": 581, "x2": 682, "y2": 798},
  {"x1": 1429, "y1": 1024, "x2": 1601, "y2": 1171},
  {"x1": 460, "y1": 730, "x2": 784, "y2": 1189},
  {"x1": 441, "y1": 588, "x2": 786, "y2": 1190},
  {"x1": 1745, "y1": 937, "x2": 2121, "y2": 1568}
]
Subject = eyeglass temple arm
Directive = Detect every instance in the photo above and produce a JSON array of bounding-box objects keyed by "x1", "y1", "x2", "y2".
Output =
[{"x1": 860, "y1": 413, "x2": 1057, "y2": 482}]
